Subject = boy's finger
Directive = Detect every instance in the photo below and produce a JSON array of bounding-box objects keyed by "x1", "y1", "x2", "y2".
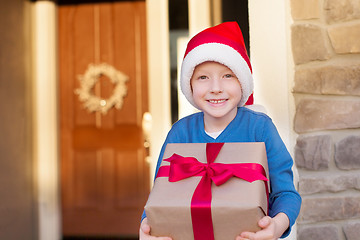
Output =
[
  {"x1": 140, "y1": 218, "x2": 151, "y2": 233},
  {"x1": 240, "y1": 231, "x2": 254, "y2": 239},
  {"x1": 140, "y1": 226, "x2": 172, "y2": 240},
  {"x1": 140, "y1": 224, "x2": 150, "y2": 234},
  {"x1": 235, "y1": 236, "x2": 249, "y2": 240},
  {"x1": 149, "y1": 236, "x2": 172, "y2": 240},
  {"x1": 258, "y1": 216, "x2": 271, "y2": 228}
]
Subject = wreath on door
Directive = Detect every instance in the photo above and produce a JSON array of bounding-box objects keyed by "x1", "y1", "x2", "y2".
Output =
[{"x1": 75, "y1": 63, "x2": 129, "y2": 114}]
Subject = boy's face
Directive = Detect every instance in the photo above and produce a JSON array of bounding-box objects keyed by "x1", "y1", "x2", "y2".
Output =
[{"x1": 190, "y1": 61, "x2": 242, "y2": 130}]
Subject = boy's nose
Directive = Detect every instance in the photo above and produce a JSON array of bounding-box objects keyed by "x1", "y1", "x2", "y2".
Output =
[{"x1": 210, "y1": 78, "x2": 223, "y2": 93}]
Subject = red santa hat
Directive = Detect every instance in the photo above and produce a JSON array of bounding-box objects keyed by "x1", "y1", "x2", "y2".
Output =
[{"x1": 180, "y1": 21, "x2": 254, "y2": 109}]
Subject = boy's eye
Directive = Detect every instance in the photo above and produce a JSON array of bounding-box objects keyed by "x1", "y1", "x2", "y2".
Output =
[
  {"x1": 199, "y1": 75, "x2": 207, "y2": 80},
  {"x1": 224, "y1": 74, "x2": 234, "y2": 78}
]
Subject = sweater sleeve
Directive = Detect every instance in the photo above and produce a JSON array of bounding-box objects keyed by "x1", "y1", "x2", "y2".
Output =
[{"x1": 262, "y1": 119, "x2": 302, "y2": 238}]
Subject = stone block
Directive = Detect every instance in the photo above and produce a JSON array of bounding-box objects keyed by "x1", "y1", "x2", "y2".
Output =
[
  {"x1": 324, "y1": 0, "x2": 360, "y2": 24},
  {"x1": 335, "y1": 135, "x2": 360, "y2": 170},
  {"x1": 294, "y1": 99, "x2": 360, "y2": 133},
  {"x1": 291, "y1": 0, "x2": 320, "y2": 20},
  {"x1": 328, "y1": 23, "x2": 360, "y2": 54},
  {"x1": 295, "y1": 135, "x2": 332, "y2": 170},
  {"x1": 343, "y1": 222, "x2": 360, "y2": 240},
  {"x1": 298, "y1": 225, "x2": 339, "y2": 240},
  {"x1": 321, "y1": 65, "x2": 360, "y2": 95},
  {"x1": 293, "y1": 68, "x2": 322, "y2": 94},
  {"x1": 299, "y1": 173, "x2": 360, "y2": 195},
  {"x1": 293, "y1": 65, "x2": 360, "y2": 96},
  {"x1": 299, "y1": 196, "x2": 360, "y2": 223},
  {"x1": 292, "y1": 24, "x2": 331, "y2": 65}
]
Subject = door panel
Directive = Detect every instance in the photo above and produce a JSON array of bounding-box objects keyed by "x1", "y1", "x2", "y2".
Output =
[{"x1": 59, "y1": 1, "x2": 149, "y2": 237}]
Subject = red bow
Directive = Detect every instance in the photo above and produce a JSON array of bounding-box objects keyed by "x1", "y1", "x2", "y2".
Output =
[{"x1": 156, "y1": 143, "x2": 268, "y2": 240}]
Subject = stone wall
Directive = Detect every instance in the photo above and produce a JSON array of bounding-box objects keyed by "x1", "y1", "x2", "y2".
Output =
[{"x1": 290, "y1": 0, "x2": 360, "y2": 240}]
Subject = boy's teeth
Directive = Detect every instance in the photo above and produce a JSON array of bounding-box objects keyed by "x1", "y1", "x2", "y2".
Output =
[{"x1": 209, "y1": 99, "x2": 225, "y2": 104}]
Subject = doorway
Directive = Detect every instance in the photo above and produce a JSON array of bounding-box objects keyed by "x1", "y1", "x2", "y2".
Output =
[{"x1": 58, "y1": 1, "x2": 149, "y2": 238}]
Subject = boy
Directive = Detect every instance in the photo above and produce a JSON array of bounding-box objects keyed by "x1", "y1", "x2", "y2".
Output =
[{"x1": 140, "y1": 22, "x2": 301, "y2": 240}]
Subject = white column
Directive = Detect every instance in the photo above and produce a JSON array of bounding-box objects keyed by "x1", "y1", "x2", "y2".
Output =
[
  {"x1": 177, "y1": 0, "x2": 213, "y2": 119},
  {"x1": 146, "y1": 0, "x2": 171, "y2": 183},
  {"x1": 32, "y1": 1, "x2": 61, "y2": 240},
  {"x1": 188, "y1": 0, "x2": 211, "y2": 36}
]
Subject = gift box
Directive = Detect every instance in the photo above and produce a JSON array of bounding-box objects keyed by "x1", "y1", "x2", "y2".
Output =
[{"x1": 144, "y1": 142, "x2": 269, "y2": 240}]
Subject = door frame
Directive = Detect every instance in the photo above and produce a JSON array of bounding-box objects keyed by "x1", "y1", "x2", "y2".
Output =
[
  {"x1": 32, "y1": 1, "x2": 171, "y2": 239},
  {"x1": 32, "y1": 0, "x2": 295, "y2": 239}
]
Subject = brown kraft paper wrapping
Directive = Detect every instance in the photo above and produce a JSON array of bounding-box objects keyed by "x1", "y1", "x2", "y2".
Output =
[{"x1": 144, "y1": 142, "x2": 269, "y2": 240}]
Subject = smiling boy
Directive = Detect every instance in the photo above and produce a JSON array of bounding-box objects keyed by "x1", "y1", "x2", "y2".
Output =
[{"x1": 140, "y1": 22, "x2": 301, "y2": 240}]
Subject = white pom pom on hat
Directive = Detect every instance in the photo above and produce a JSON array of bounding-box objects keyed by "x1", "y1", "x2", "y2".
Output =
[{"x1": 180, "y1": 21, "x2": 254, "y2": 109}]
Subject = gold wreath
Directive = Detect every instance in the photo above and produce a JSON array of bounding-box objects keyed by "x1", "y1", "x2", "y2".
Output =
[{"x1": 75, "y1": 63, "x2": 129, "y2": 114}]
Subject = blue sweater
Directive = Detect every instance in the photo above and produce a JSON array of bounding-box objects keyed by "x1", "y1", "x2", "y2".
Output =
[{"x1": 143, "y1": 107, "x2": 301, "y2": 238}]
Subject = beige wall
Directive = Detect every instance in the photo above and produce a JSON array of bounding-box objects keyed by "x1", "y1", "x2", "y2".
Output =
[
  {"x1": 0, "y1": 0, "x2": 37, "y2": 239},
  {"x1": 249, "y1": 1, "x2": 297, "y2": 239},
  {"x1": 249, "y1": 0, "x2": 295, "y2": 149}
]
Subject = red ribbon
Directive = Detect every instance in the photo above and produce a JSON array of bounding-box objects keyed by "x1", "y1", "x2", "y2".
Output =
[{"x1": 156, "y1": 143, "x2": 269, "y2": 240}]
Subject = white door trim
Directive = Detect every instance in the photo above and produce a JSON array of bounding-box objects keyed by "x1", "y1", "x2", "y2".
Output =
[{"x1": 32, "y1": 2, "x2": 61, "y2": 240}]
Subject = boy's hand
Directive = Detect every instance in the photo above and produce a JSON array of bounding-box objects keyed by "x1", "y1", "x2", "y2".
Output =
[
  {"x1": 235, "y1": 213, "x2": 289, "y2": 240},
  {"x1": 139, "y1": 217, "x2": 172, "y2": 240}
]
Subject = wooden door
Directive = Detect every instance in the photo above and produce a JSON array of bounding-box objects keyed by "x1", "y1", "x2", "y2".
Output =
[{"x1": 58, "y1": 1, "x2": 149, "y2": 237}]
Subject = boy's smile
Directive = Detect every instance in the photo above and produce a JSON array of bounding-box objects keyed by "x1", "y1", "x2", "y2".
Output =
[
  {"x1": 208, "y1": 99, "x2": 226, "y2": 104},
  {"x1": 190, "y1": 61, "x2": 242, "y2": 132}
]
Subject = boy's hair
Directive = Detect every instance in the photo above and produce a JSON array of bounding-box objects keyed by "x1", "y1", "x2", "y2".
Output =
[{"x1": 180, "y1": 21, "x2": 254, "y2": 109}]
